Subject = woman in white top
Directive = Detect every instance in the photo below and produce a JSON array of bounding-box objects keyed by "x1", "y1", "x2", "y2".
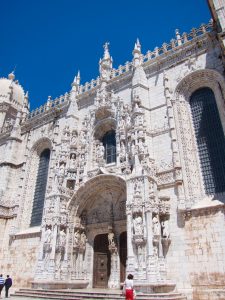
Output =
[{"x1": 123, "y1": 274, "x2": 134, "y2": 300}]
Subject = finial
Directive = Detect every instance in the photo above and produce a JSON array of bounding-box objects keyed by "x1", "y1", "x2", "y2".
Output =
[
  {"x1": 76, "y1": 70, "x2": 80, "y2": 85},
  {"x1": 136, "y1": 38, "x2": 141, "y2": 52},
  {"x1": 132, "y1": 38, "x2": 142, "y2": 67},
  {"x1": 25, "y1": 91, "x2": 29, "y2": 99},
  {"x1": 8, "y1": 71, "x2": 15, "y2": 81},
  {"x1": 99, "y1": 42, "x2": 113, "y2": 80},
  {"x1": 103, "y1": 42, "x2": 110, "y2": 60},
  {"x1": 72, "y1": 70, "x2": 81, "y2": 87}
]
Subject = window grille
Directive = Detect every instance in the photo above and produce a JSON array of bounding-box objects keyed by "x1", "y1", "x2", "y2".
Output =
[
  {"x1": 190, "y1": 87, "x2": 225, "y2": 194},
  {"x1": 30, "y1": 148, "x2": 50, "y2": 227},
  {"x1": 102, "y1": 130, "x2": 116, "y2": 164}
]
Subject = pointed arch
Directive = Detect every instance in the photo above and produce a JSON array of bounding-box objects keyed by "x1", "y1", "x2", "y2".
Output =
[{"x1": 174, "y1": 69, "x2": 225, "y2": 199}]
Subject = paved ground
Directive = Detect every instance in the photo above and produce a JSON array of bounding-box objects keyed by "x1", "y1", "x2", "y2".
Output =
[{"x1": 2, "y1": 298, "x2": 45, "y2": 300}]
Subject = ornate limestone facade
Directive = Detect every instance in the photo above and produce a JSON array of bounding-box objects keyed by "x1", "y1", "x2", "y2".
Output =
[{"x1": 0, "y1": 3, "x2": 225, "y2": 300}]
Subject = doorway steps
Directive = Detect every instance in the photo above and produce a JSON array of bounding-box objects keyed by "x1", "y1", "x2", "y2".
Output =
[{"x1": 13, "y1": 288, "x2": 187, "y2": 300}]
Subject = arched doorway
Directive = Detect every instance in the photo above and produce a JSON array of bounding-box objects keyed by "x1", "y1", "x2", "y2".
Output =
[
  {"x1": 93, "y1": 234, "x2": 111, "y2": 288},
  {"x1": 68, "y1": 175, "x2": 127, "y2": 288}
]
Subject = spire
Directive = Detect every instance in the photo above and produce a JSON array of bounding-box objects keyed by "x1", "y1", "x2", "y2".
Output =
[
  {"x1": 24, "y1": 91, "x2": 29, "y2": 107},
  {"x1": 71, "y1": 70, "x2": 80, "y2": 92},
  {"x1": 103, "y1": 42, "x2": 110, "y2": 60},
  {"x1": 132, "y1": 38, "x2": 142, "y2": 67},
  {"x1": 99, "y1": 42, "x2": 113, "y2": 81}
]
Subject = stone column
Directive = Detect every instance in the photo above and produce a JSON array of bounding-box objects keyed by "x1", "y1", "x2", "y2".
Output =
[
  {"x1": 145, "y1": 209, "x2": 153, "y2": 256},
  {"x1": 126, "y1": 206, "x2": 134, "y2": 272}
]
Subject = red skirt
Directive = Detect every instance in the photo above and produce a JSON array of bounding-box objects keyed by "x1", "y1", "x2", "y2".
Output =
[{"x1": 125, "y1": 289, "x2": 134, "y2": 300}]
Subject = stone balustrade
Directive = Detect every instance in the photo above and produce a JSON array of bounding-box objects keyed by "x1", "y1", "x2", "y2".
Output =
[{"x1": 26, "y1": 20, "x2": 213, "y2": 120}]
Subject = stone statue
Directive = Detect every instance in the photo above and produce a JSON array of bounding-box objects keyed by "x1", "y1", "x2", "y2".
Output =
[
  {"x1": 97, "y1": 143, "x2": 105, "y2": 159},
  {"x1": 133, "y1": 215, "x2": 143, "y2": 235},
  {"x1": 152, "y1": 215, "x2": 160, "y2": 236},
  {"x1": 70, "y1": 153, "x2": 77, "y2": 169},
  {"x1": 161, "y1": 220, "x2": 170, "y2": 238},
  {"x1": 44, "y1": 227, "x2": 52, "y2": 245},
  {"x1": 59, "y1": 228, "x2": 66, "y2": 248},
  {"x1": 80, "y1": 232, "x2": 87, "y2": 248},
  {"x1": 74, "y1": 230, "x2": 81, "y2": 247},
  {"x1": 108, "y1": 231, "x2": 115, "y2": 247},
  {"x1": 43, "y1": 227, "x2": 52, "y2": 260}
]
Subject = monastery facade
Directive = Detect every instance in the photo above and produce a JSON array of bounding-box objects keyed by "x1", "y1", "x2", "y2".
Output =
[{"x1": 0, "y1": 1, "x2": 225, "y2": 299}]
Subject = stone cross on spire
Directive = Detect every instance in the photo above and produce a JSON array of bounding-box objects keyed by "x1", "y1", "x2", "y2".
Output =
[{"x1": 99, "y1": 42, "x2": 113, "y2": 81}]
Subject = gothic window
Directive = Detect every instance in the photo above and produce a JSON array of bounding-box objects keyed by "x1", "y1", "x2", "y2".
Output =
[
  {"x1": 190, "y1": 87, "x2": 225, "y2": 194},
  {"x1": 102, "y1": 130, "x2": 116, "y2": 164},
  {"x1": 30, "y1": 148, "x2": 50, "y2": 227}
]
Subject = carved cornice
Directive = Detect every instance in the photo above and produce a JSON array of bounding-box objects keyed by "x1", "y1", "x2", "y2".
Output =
[{"x1": 21, "y1": 102, "x2": 69, "y2": 133}]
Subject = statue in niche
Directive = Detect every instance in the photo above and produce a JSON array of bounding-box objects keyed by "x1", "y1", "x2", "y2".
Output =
[
  {"x1": 59, "y1": 228, "x2": 66, "y2": 247},
  {"x1": 131, "y1": 142, "x2": 136, "y2": 156},
  {"x1": 125, "y1": 112, "x2": 131, "y2": 127},
  {"x1": 74, "y1": 230, "x2": 81, "y2": 248},
  {"x1": 152, "y1": 215, "x2": 161, "y2": 236},
  {"x1": 161, "y1": 220, "x2": 170, "y2": 238},
  {"x1": 80, "y1": 131, "x2": 86, "y2": 145},
  {"x1": 43, "y1": 226, "x2": 52, "y2": 259},
  {"x1": 96, "y1": 143, "x2": 105, "y2": 159},
  {"x1": 71, "y1": 131, "x2": 78, "y2": 145},
  {"x1": 153, "y1": 246, "x2": 158, "y2": 257},
  {"x1": 70, "y1": 153, "x2": 77, "y2": 169},
  {"x1": 138, "y1": 140, "x2": 145, "y2": 154},
  {"x1": 118, "y1": 116, "x2": 125, "y2": 130},
  {"x1": 59, "y1": 163, "x2": 66, "y2": 176},
  {"x1": 133, "y1": 215, "x2": 144, "y2": 235},
  {"x1": 134, "y1": 181, "x2": 141, "y2": 196},
  {"x1": 120, "y1": 141, "x2": 126, "y2": 161},
  {"x1": 108, "y1": 230, "x2": 116, "y2": 247},
  {"x1": 80, "y1": 232, "x2": 87, "y2": 249}
]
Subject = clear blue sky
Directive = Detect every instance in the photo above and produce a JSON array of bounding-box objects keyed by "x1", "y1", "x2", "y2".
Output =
[{"x1": 1, "y1": 0, "x2": 211, "y2": 110}]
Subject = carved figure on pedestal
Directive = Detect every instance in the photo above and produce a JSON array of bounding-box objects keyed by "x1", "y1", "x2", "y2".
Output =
[
  {"x1": 108, "y1": 231, "x2": 116, "y2": 247},
  {"x1": 134, "y1": 181, "x2": 141, "y2": 196},
  {"x1": 131, "y1": 142, "x2": 136, "y2": 157},
  {"x1": 152, "y1": 215, "x2": 161, "y2": 236},
  {"x1": 80, "y1": 232, "x2": 87, "y2": 250},
  {"x1": 70, "y1": 153, "x2": 77, "y2": 169},
  {"x1": 43, "y1": 226, "x2": 52, "y2": 260},
  {"x1": 96, "y1": 143, "x2": 105, "y2": 159},
  {"x1": 120, "y1": 141, "x2": 126, "y2": 162},
  {"x1": 59, "y1": 228, "x2": 66, "y2": 248},
  {"x1": 74, "y1": 230, "x2": 81, "y2": 248},
  {"x1": 161, "y1": 220, "x2": 170, "y2": 239},
  {"x1": 133, "y1": 215, "x2": 143, "y2": 235},
  {"x1": 71, "y1": 131, "x2": 78, "y2": 145}
]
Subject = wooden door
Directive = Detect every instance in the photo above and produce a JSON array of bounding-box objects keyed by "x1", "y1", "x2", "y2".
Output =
[
  {"x1": 93, "y1": 234, "x2": 110, "y2": 288},
  {"x1": 94, "y1": 252, "x2": 108, "y2": 287},
  {"x1": 119, "y1": 232, "x2": 127, "y2": 283}
]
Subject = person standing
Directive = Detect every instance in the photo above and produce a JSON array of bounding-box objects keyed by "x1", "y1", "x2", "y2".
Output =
[
  {"x1": 4, "y1": 275, "x2": 12, "y2": 298},
  {"x1": 122, "y1": 274, "x2": 135, "y2": 300},
  {"x1": 0, "y1": 274, "x2": 4, "y2": 298}
]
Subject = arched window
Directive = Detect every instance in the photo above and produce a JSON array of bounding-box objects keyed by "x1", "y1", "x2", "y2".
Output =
[
  {"x1": 102, "y1": 130, "x2": 116, "y2": 164},
  {"x1": 30, "y1": 148, "x2": 50, "y2": 227},
  {"x1": 190, "y1": 87, "x2": 225, "y2": 194}
]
